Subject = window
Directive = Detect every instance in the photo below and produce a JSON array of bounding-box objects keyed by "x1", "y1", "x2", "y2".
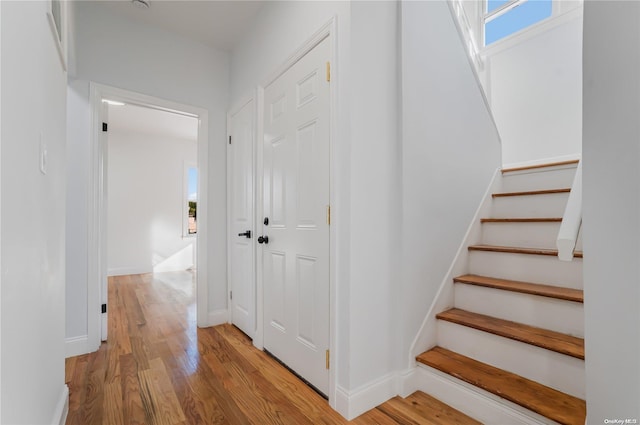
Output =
[
  {"x1": 185, "y1": 166, "x2": 198, "y2": 236},
  {"x1": 484, "y1": 0, "x2": 553, "y2": 45}
]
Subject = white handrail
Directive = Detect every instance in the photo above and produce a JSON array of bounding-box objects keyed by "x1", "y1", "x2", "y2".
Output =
[{"x1": 557, "y1": 160, "x2": 582, "y2": 261}]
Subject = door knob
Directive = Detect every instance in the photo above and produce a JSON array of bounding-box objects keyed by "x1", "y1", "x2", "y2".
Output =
[
  {"x1": 258, "y1": 236, "x2": 269, "y2": 244},
  {"x1": 238, "y1": 230, "x2": 251, "y2": 238}
]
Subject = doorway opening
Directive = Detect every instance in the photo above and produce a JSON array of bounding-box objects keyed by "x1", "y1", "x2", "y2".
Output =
[{"x1": 88, "y1": 83, "x2": 210, "y2": 349}]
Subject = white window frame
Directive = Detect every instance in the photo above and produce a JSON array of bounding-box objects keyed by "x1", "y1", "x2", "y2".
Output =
[
  {"x1": 481, "y1": 0, "x2": 583, "y2": 52},
  {"x1": 183, "y1": 161, "x2": 198, "y2": 238}
]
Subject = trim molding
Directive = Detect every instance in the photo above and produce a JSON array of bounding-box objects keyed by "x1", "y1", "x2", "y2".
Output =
[
  {"x1": 52, "y1": 384, "x2": 69, "y2": 425},
  {"x1": 334, "y1": 373, "x2": 397, "y2": 420},
  {"x1": 206, "y1": 309, "x2": 229, "y2": 328},
  {"x1": 65, "y1": 335, "x2": 91, "y2": 358}
]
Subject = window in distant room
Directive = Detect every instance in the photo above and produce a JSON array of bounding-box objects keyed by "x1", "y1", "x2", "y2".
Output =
[
  {"x1": 484, "y1": 0, "x2": 552, "y2": 45},
  {"x1": 185, "y1": 165, "x2": 198, "y2": 236}
]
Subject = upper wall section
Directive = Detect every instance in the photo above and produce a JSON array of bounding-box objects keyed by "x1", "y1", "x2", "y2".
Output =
[
  {"x1": 230, "y1": 1, "x2": 349, "y2": 101},
  {"x1": 400, "y1": 0, "x2": 502, "y2": 368},
  {"x1": 478, "y1": 3, "x2": 583, "y2": 166},
  {"x1": 73, "y1": 1, "x2": 229, "y2": 111}
]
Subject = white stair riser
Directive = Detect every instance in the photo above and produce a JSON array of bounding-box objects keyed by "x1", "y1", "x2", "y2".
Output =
[
  {"x1": 469, "y1": 251, "x2": 583, "y2": 289},
  {"x1": 437, "y1": 321, "x2": 585, "y2": 399},
  {"x1": 454, "y1": 284, "x2": 584, "y2": 337},
  {"x1": 491, "y1": 193, "x2": 569, "y2": 218},
  {"x1": 501, "y1": 167, "x2": 577, "y2": 192},
  {"x1": 481, "y1": 222, "x2": 559, "y2": 249}
]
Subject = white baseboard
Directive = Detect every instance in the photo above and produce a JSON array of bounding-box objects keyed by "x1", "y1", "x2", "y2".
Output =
[
  {"x1": 403, "y1": 366, "x2": 555, "y2": 425},
  {"x1": 502, "y1": 153, "x2": 581, "y2": 170},
  {"x1": 65, "y1": 335, "x2": 91, "y2": 358},
  {"x1": 335, "y1": 372, "x2": 398, "y2": 420},
  {"x1": 205, "y1": 309, "x2": 229, "y2": 327},
  {"x1": 107, "y1": 266, "x2": 152, "y2": 277},
  {"x1": 52, "y1": 385, "x2": 69, "y2": 425}
]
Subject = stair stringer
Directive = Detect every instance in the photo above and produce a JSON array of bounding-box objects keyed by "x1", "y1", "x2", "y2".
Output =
[{"x1": 406, "y1": 167, "x2": 502, "y2": 367}]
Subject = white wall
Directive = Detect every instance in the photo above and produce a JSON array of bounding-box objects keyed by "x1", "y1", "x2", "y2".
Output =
[
  {"x1": 230, "y1": 1, "x2": 350, "y2": 102},
  {"x1": 66, "y1": 1, "x2": 230, "y2": 346},
  {"x1": 346, "y1": 0, "x2": 402, "y2": 401},
  {"x1": 400, "y1": 0, "x2": 501, "y2": 370},
  {"x1": 483, "y1": 9, "x2": 583, "y2": 166},
  {"x1": 582, "y1": 1, "x2": 640, "y2": 420},
  {"x1": 1, "y1": 1, "x2": 68, "y2": 423},
  {"x1": 107, "y1": 130, "x2": 196, "y2": 276}
]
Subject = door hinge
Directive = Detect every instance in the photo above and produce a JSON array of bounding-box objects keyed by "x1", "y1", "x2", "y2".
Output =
[
  {"x1": 101, "y1": 303, "x2": 107, "y2": 314},
  {"x1": 102, "y1": 122, "x2": 108, "y2": 132},
  {"x1": 230, "y1": 291, "x2": 233, "y2": 300},
  {"x1": 326, "y1": 349, "x2": 330, "y2": 369},
  {"x1": 326, "y1": 61, "x2": 331, "y2": 82},
  {"x1": 229, "y1": 135, "x2": 232, "y2": 145},
  {"x1": 327, "y1": 205, "x2": 331, "y2": 225}
]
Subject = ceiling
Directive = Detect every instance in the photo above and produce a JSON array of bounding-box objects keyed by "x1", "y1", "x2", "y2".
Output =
[
  {"x1": 108, "y1": 102, "x2": 199, "y2": 141},
  {"x1": 90, "y1": 0, "x2": 264, "y2": 51}
]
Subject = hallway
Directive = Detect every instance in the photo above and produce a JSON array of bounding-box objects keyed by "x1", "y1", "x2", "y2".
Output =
[{"x1": 65, "y1": 272, "x2": 473, "y2": 424}]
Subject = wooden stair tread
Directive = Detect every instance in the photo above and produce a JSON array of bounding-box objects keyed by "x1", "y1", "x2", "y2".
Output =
[
  {"x1": 502, "y1": 159, "x2": 579, "y2": 173},
  {"x1": 376, "y1": 392, "x2": 481, "y2": 425},
  {"x1": 480, "y1": 217, "x2": 562, "y2": 223},
  {"x1": 437, "y1": 308, "x2": 584, "y2": 359},
  {"x1": 492, "y1": 188, "x2": 571, "y2": 198},
  {"x1": 454, "y1": 274, "x2": 583, "y2": 303},
  {"x1": 416, "y1": 347, "x2": 586, "y2": 425},
  {"x1": 468, "y1": 244, "x2": 583, "y2": 258}
]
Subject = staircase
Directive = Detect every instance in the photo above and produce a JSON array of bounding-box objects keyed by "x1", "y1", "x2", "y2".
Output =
[{"x1": 413, "y1": 160, "x2": 586, "y2": 424}]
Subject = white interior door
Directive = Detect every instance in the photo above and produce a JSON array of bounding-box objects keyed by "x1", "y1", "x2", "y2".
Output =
[
  {"x1": 262, "y1": 36, "x2": 331, "y2": 395},
  {"x1": 229, "y1": 100, "x2": 256, "y2": 338}
]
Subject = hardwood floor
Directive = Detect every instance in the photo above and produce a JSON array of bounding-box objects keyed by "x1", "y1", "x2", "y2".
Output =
[{"x1": 66, "y1": 272, "x2": 474, "y2": 425}]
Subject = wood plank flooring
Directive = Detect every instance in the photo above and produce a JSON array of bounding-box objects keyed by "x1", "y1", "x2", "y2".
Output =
[{"x1": 66, "y1": 272, "x2": 468, "y2": 425}]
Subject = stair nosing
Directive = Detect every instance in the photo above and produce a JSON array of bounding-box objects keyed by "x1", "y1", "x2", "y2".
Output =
[
  {"x1": 453, "y1": 274, "x2": 583, "y2": 303},
  {"x1": 468, "y1": 244, "x2": 583, "y2": 258},
  {"x1": 416, "y1": 347, "x2": 586, "y2": 425},
  {"x1": 501, "y1": 159, "x2": 580, "y2": 174},
  {"x1": 480, "y1": 217, "x2": 563, "y2": 223},
  {"x1": 492, "y1": 188, "x2": 571, "y2": 198},
  {"x1": 436, "y1": 308, "x2": 584, "y2": 359}
]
